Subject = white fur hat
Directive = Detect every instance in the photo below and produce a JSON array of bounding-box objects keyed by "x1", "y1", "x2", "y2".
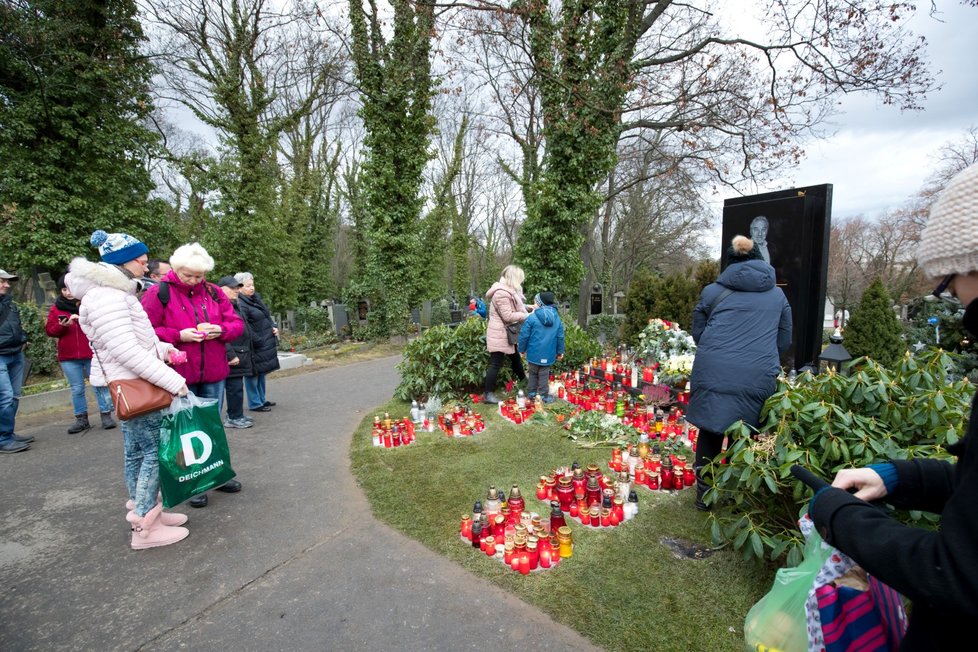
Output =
[
  {"x1": 169, "y1": 242, "x2": 215, "y2": 272},
  {"x1": 918, "y1": 162, "x2": 978, "y2": 278}
]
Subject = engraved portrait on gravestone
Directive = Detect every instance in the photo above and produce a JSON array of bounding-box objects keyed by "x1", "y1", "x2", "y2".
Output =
[{"x1": 749, "y1": 215, "x2": 771, "y2": 264}]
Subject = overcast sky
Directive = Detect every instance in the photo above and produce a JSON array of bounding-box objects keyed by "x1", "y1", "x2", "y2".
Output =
[{"x1": 748, "y1": 2, "x2": 978, "y2": 222}]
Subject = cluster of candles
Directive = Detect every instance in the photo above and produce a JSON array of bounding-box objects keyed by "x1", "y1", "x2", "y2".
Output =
[
  {"x1": 498, "y1": 391, "x2": 539, "y2": 424},
  {"x1": 460, "y1": 484, "x2": 573, "y2": 574},
  {"x1": 434, "y1": 404, "x2": 486, "y2": 437},
  {"x1": 558, "y1": 371, "x2": 696, "y2": 442},
  {"x1": 370, "y1": 412, "x2": 417, "y2": 448},
  {"x1": 536, "y1": 462, "x2": 639, "y2": 528},
  {"x1": 608, "y1": 439, "x2": 697, "y2": 492}
]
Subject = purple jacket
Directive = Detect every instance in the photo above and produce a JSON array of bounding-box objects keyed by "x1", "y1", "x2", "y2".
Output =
[{"x1": 141, "y1": 270, "x2": 244, "y2": 384}]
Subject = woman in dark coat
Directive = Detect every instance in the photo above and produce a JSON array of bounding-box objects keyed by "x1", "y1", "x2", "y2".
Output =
[
  {"x1": 234, "y1": 272, "x2": 280, "y2": 412},
  {"x1": 688, "y1": 235, "x2": 792, "y2": 510}
]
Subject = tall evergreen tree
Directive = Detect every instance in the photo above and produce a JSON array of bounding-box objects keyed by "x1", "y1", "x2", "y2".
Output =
[
  {"x1": 0, "y1": 0, "x2": 171, "y2": 270},
  {"x1": 844, "y1": 276, "x2": 907, "y2": 369}
]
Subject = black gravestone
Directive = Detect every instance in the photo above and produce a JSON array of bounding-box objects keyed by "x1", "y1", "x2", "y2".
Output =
[{"x1": 722, "y1": 184, "x2": 832, "y2": 371}]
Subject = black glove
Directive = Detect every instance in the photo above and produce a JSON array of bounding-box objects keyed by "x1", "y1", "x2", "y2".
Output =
[{"x1": 790, "y1": 465, "x2": 830, "y2": 493}]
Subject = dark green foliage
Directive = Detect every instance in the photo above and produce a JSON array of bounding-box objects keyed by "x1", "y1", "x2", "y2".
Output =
[
  {"x1": 844, "y1": 277, "x2": 907, "y2": 368},
  {"x1": 513, "y1": 0, "x2": 640, "y2": 295},
  {"x1": 0, "y1": 0, "x2": 174, "y2": 268},
  {"x1": 394, "y1": 318, "x2": 492, "y2": 401},
  {"x1": 584, "y1": 314, "x2": 625, "y2": 348},
  {"x1": 430, "y1": 299, "x2": 451, "y2": 327},
  {"x1": 621, "y1": 264, "x2": 708, "y2": 343},
  {"x1": 20, "y1": 303, "x2": 58, "y2": 377},
  {"x1": 708, "y1": 349, "x2": 969, "y2": 564},
  {"x1": 348, "y1": 0, "x2": 435, "y2": 336},
  {"x1": 552, "y1": 314, "x2": 602, "y2": 374},
  {"x1": 395, "y1": 313, "x2": 602, "y2": 400}
]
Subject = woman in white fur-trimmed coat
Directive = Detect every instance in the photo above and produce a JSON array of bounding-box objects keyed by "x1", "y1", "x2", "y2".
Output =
[{"x1": 67, "y1": 229, "x2": 191, "y2": 550}]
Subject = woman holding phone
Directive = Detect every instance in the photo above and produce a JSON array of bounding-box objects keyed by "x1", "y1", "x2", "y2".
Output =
[
  {"x1": 45, "y1": 273, "x2": 116, "y2": 433},
  {"x1": 141, "y1": 243, "x2": 245, "y2": 508}
]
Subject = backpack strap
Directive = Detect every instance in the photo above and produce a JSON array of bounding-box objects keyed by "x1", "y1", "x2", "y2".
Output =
[{"x1": 158, "y1": 280, "x2": 220, "y2": 306}]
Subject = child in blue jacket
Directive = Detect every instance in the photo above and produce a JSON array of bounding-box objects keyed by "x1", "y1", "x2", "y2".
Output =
[{"x1": 517, "y1": 291, "x2": 564, "y2": 402}]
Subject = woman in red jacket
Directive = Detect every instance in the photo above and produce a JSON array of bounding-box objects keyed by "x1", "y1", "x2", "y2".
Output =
[{"x1": 45, "y1": 274, "x2": 115, "y2": 433}]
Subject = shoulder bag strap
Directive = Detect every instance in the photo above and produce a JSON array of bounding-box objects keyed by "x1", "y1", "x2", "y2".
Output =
[{"x1": 705, "y1": 288, "x2": 735, "y2": 319}]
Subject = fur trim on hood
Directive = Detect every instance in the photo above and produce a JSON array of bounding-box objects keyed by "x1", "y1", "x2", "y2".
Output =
[{"x1": 66, "y1": 257, "x2": 138, "y2": 299}]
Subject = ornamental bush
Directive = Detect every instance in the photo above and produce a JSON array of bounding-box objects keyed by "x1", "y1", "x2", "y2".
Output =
[
  {"x1": 844, "y1": 277, "x2": 906, "y2": 368},
  {"x1": 395, "y1": 312, "x2": 602, "y2": 401},
  {"x1": 706, "y1": 349, "x2": 971, "y2": 565}
]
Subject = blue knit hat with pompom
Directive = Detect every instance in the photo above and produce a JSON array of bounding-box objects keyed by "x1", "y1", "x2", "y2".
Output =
[{"x1": 90, "y1": 230, "x2": 148, "y2": 265}]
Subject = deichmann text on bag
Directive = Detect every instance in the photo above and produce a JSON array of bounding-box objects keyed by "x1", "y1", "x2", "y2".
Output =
[{"x1": 159, "y1": 394, "x2": 236, "y2": 507}]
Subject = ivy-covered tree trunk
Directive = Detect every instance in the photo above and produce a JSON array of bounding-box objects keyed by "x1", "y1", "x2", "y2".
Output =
[
  {"x1": 512, "y1": 0, "x2": 639, "y2": 296},
  {"x1": 348, "y1": 0, "x2": 435, "y2": 336},
  {"x1": 0, "y1": 0, "x2": 173, "y2": 269}
]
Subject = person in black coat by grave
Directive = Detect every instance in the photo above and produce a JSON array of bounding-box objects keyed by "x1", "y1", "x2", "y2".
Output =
[
  {"x1": 234, "y1": 272, "x2": 280, "y2": 413},
  {"x1": 687, "y1": 235, "x2": 792, "y2": 511},
  {"x1": 807, "y1": 161, "x2": 978, "y2": 650},
  {"x1": 218, "y1": 277, "x2": 255, "y2": 429}
]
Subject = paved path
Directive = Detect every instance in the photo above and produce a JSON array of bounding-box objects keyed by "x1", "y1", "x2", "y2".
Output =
[{"x1": 0, "y1": 355, "x2": 597, "y2": 651}]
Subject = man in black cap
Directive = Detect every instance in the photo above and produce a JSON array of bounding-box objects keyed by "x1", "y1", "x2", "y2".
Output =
[
  {"x1": 218, "y1": 276, "x2": 255, "y2": 429},
  {"x1": 0, "y1": 269, "x2": 33, "y2": 453}
]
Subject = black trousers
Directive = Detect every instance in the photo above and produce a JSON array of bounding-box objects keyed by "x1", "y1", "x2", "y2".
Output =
[
  {"x1": 484, "y1": 351, "x2": 526, "y2": 392},
  {"x1": 693, "y1": 428, "x2": 725, "y2": 474}
]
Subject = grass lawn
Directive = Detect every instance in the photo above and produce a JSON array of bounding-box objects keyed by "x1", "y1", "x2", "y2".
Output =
[{"x1": 350, "y1": 398, "x2": 775, "y2": 652}]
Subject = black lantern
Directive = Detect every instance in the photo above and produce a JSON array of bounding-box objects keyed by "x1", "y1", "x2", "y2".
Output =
[{"x1": 819, "y1": 329, "x2": 852, "y2": 374}]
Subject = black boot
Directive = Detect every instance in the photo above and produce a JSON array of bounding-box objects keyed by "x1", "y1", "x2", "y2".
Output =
[
  {"x1": 67, "y1": 413, "x2": 92, "y2": 435},
  {"x1": 694, "y1": 464, "x2": 711, "y2": 511},
  {"x1": 100, "y1": 411, "x2": 117, "y2": 430}
]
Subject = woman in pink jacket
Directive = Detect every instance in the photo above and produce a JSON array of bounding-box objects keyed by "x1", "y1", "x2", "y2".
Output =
[
  {"x1": 141, "y1": 243, "x2": 244, "y2": 508},
  {"x1": 68, "y1": 231, "x2": 190, "y2": 550},
  {"x1": 483, "y1": 265, "x2": 531, "y2": 404}
]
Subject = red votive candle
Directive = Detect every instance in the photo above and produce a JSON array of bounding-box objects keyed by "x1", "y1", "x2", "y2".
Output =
[
  {"x1": 519, "y1": 554, "x2": 530, "y2": 575},
  {"x1": 540, "y1": 548, "x2": 552, "y2": 569}
]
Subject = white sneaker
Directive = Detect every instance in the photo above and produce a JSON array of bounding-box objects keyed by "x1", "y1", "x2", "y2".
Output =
[{"x1": 224, "y1": 418, "x2": 253, "y2": 429}]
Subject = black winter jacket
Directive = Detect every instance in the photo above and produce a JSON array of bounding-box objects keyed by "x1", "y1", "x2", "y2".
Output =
[
  {"x1": 225, "y1": 299, "x2": 256, "y2": 378},
  {"x1": 0, "y1": 295, "x2": 28, "y2": 356},
  {"x1": 238, "y1": 293, "x2": 280, "y2": 375},
  {"x1": 811, "y1": 392, "x2": 978, "y2": 650},
  {"x1": 686, "y1": 259, "x2": 792, "y2": 433}
]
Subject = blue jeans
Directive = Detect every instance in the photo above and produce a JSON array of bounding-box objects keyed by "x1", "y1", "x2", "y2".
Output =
[
  {"x1": 225, "y1": 376, "x2": 244, "y2": 420},
  {"x1": 123, "y1": 410, "x2": 163, "y2": 516},
  {"x1": 244, "y1": 374, "x2": 267, "y2": 409},
  {"x1": 188, "y1": 380, "x2": 226, "y2": 418},
  {"x1": 0, "y1": 350, "x2": 25, "y2": 438},
  {"x1": 60, "y1": 359, "x2": 113, "y2": 415}
]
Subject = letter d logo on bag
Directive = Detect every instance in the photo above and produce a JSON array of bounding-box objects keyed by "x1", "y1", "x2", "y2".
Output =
[{"x1": 180, "y1": 430, "x2": 213, "y2": 465}]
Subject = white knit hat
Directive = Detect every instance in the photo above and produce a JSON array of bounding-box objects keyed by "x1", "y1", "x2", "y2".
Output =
[{"x1": 918, "y1": 162, "x2": 978, "y2": 277}]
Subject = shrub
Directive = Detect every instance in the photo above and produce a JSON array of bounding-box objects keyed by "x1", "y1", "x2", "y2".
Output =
[
  {"x1": 585, "y1": 314, "x2": 624, "y2": 347},
  {"x1": 430, "y1": 298, "x2": 451, "y2": 327},
  {"x1": 395, "y1": 317, "x2": 493, "y2": 401},
  {"x1": 20, "y1": 302, "x2": 59, "y2": 378},
  {"x1": 395, "y1": 312, "x2": 603, "y2": 400},
  {"x1": 707, "y1": 348, "x2": 970, "y2": 565},
  {"x1": 553, "y1": 314, "x2": 602, "y2": 374},
  {"x1": 844, "y1": 277, "x2": 906, "y2": 368}
]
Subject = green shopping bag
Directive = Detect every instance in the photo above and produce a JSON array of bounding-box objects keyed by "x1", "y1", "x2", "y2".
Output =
[
  {"x1": 743, "y1": 527, "x2": 833, "y2": 652},
  {"x1": 159, "y1": 393, "x2": 236, "y2": 508}
]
